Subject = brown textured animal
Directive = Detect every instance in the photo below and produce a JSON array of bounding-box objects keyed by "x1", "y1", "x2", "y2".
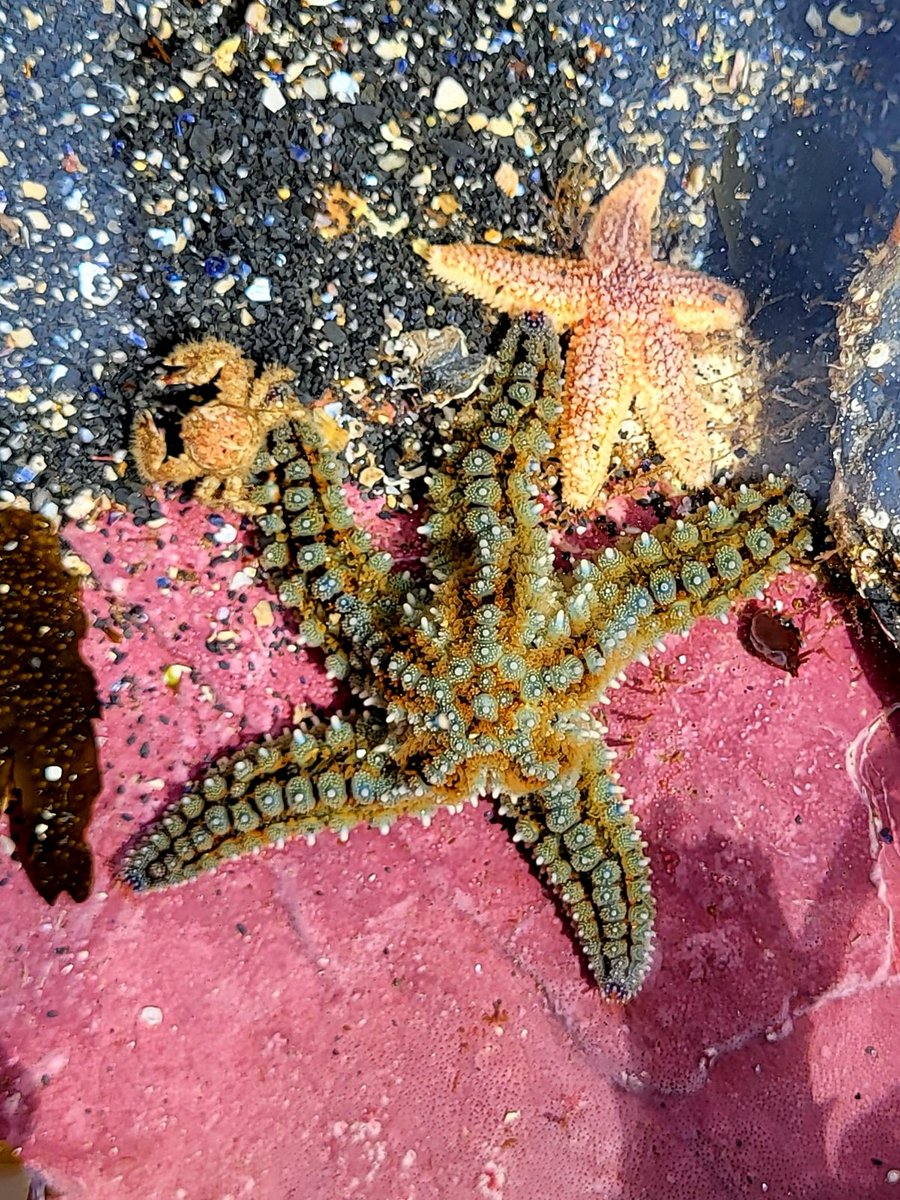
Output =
[{"x1": 132, "y1": 339, "x2": 306, "y2": 513}]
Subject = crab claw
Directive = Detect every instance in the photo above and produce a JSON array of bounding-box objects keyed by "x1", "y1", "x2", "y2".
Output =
[
  {"x1": 130, "y1": 410, "x2": 168, "y2": 480},
  {"x1": 159, "y1": 339, "x2": 244, "y2": 388}
]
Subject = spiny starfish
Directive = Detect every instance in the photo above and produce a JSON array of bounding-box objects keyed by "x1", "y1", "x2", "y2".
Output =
[
  {"x1": 122, "y1": 317, "x2": 812, "y2": 1001},
  {"x1": 415, "y1": 165, "x2": 747, "y2": 508}
]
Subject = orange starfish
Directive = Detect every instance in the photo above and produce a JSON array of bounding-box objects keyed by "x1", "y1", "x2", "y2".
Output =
[{"x1": 415, "y1": 165, "x2": 747, "y2": 507}]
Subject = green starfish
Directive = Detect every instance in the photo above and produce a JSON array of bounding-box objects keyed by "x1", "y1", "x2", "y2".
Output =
[{"x1": 122, "y1": 316, "x2": 813, "y2": 1001}]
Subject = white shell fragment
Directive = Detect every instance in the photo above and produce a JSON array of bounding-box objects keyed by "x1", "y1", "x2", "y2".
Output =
[{"x1": 77, "y1": 261, "x2": 120, "y2": 307}]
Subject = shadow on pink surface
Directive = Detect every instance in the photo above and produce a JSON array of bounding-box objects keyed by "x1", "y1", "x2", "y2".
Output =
[{"x1": 0, "y1": 500, "x2": 898, "y2": 1200}]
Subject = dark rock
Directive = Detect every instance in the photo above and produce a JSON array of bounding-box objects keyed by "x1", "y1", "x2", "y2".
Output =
[{"x1": 830, "y1": 218, "x2": 900, "y2": 645}]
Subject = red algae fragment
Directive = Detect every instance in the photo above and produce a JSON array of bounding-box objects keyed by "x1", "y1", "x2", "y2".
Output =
[{"x1": 0, "y1": 508, "x2": 101, "y2": 903}]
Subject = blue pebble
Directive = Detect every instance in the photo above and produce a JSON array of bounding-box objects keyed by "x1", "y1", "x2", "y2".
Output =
[
  {"x1": 12, "y1": 466, "x2": 36, "y2": 484},
  {"x1": 290, "y1": 144, "x2": 310, "y2": 164},
  {"x1": 204, "y1": 255, "x2": 229, "y2": 280}
]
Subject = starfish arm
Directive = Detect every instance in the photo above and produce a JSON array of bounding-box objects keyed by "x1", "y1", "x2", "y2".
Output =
[
  {"x1": 510, "y1": 747, "x2": 656, "y2": 1000},
  {"x1": 424, "y1": 316, "x2": 563, "y2": 608},
  {"x1": 582, "y1": 165, "x2": 665, "y2": 266},
  {"x1": 635, "y1": 322, "x2": 714, "y2": 489},
  {"x1": 246, "y1": 414, "x2": 409, "y2": 682},
  {"x1": 558, "y1": 316, "x2": 637, "y2": 509},
  {"x1": 655, "y1": 265, "x2": 746, "y2": 333},
  {"x1": 564, "y1": 478, "x2": 815, "y2": 705},
  {"x1": 391, "y1": 317, "x2": 571, "y2": 791},
  {"x1": 120, "y1": 715, "x2": 440, "y2": 890},
  {"x1": 415, "y1": 240, "x2": 591, "y2": 329}
]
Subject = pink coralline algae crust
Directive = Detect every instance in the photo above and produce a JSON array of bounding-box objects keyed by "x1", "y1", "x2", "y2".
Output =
[{"x1": 0, "y1": 497, "x2": 898, "y2": 1200}]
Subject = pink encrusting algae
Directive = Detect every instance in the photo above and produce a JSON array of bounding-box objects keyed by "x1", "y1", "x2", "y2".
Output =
[{"x1": 0, "y1": 495, "x2": 897, "y2": 1200}]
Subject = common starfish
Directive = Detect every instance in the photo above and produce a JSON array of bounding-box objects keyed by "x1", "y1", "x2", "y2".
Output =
[
  {"x1": 415, "y1": 165, "x2": 747, "y2": 508},
  {"x1": 122, "y1": 316, "x2": 812, "y2": 1001},
  {"x1": 132, "y1": 339, "x2": 304, "y2": 513}
]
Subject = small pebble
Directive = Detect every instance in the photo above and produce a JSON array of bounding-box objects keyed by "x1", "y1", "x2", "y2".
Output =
[
  {"x1": 148, "y1": 227, "x2": 177, "y2": 249},
  {"x1": 302, "y1": 76, "x2": 327, "y2": 101},
  {"x1": 261, "y1": 84, "x2": 286, "y2": 113},
  {"x1": 64, "y1": 491, "x2": 96, "y2": 521},
  {"x1": 493, "y1": 162, "x2": 520, "y2": 197},
  {"x1": 244, "y1": 276, "x2": 272, "y2": 303},
  {"x1": 212, "y1": 34, "x2": 242, "y2": 75},
  {"x1": 328, "y1": 71, "x2": 359, "y2": 103},
  {"x1": 6, "y1": 328, "x2": 36, "y2": 350},
  {"x1": 433, "y1": 77, "x2": 468, "y2": 112},
  {"x1": 213, "y1": 523, "x2": 238, "y2": 545},
  {"x1": 229, "y1": 570, "x2": 255, "y2": 592},
  {"x1": 162, "y1": 663, "x2": 191, "y2": 690},
  {"x1": 204, "y1": 255, "x2": 229, "y2": 279},
  {"x1": 253, "y1": 599, "x2": 274, "y2": 626}
]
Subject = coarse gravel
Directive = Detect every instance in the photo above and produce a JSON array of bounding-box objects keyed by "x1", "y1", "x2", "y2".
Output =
[{"x1": 1, "y1": 0, "x2": 898, "y2": 517}]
